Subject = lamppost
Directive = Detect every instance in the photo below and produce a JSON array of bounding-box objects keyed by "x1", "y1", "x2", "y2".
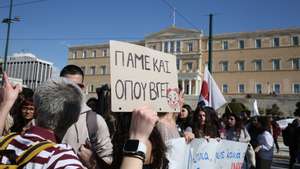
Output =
[{"x1": 2, "y1": 0, "x2": 20, "y2": 72}]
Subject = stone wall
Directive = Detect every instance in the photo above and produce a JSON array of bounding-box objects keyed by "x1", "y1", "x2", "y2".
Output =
[{"x1": 184, "y1": 95, "x2": 300, "y2": 116}]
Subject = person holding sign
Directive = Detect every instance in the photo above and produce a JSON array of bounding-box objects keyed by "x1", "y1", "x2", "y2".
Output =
[
  {"x1": 224, "y1": 112, "x2": 252, "y2": 169},
  {"x1": 192, "y1": 106, "x2": 222, "y2": 139}
]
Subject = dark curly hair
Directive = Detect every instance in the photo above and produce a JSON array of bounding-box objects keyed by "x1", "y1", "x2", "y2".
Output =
[
  {"x1": 192, "y1": 106, "x2": 221, "y2": 138},
  {"x1": 224, "y1": 112, "x2": 243, "y2": 135}
]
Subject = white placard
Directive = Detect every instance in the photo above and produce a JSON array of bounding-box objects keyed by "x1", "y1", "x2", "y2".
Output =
[
  {"x1": 110, "y1": 40, "x2": 179, "y2": 112},
  {"x1": 166, "y1": 138, "x2": 248, "y2": 169}
]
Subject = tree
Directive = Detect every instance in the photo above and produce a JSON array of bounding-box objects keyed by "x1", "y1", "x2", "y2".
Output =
[
  {"x1": 294, "y1": 101, "x2": 300, "y2": 117},
  {"x1": 266, "y1": 104, "x2": 283, "y2": 117}
]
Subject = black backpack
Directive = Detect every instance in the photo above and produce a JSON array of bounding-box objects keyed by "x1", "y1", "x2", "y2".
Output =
[{"x1": 282, "y1": 123, "x2": 295, "y2": 146}]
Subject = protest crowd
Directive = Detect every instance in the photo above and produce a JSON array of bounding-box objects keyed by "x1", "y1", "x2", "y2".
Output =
[{"x1": 0, "y1": 64, "x2": 299, "y2": 169}]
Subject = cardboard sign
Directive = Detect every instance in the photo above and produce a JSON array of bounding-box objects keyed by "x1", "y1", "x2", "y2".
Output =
[
  {"x1": 110, "y1": 40, "x2": 179, "y2": 112},
  {"x1": 166, "y1": 138, "x2": 248, "y2": 169}
]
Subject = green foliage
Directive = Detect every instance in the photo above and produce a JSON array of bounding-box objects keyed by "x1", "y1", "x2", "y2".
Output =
[
  {"x1": 265, "y1": 104, "x2": 283, "y2": 116},
  {"x1": 294, "y1": 101, "x2": 300, "y2": 117}
]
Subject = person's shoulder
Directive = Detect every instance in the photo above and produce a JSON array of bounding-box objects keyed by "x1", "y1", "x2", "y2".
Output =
[
  {"x1": 94, "y1": 113, "x2": 107, "y2": 125},
  {"x1": 45, "y1": 144, "x2": 83, "y2": 168}
]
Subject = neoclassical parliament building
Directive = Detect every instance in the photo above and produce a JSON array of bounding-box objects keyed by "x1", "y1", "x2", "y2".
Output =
[{"x1": 67, "y1": 27, "x2": 300, "y2": 108}]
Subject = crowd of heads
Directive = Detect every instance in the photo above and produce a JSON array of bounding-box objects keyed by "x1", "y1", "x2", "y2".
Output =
[{"x1": 1, "y1": 64, "x2": 298, "y2": 169}]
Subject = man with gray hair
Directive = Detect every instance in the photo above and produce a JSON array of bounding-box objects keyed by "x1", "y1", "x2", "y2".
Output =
[{"x1": 0, "y1": 75, "x2": 84, "y2": 168}]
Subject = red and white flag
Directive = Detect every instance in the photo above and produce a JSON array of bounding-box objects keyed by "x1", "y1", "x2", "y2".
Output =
[{"x1": 198, "y1": 66, "x2": 226, "y2": 110}]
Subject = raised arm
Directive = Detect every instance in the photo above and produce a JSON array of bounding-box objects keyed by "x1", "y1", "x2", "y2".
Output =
[
  {"x1": 0, "y1": 73, "x2": 22, "y2": 135},
  {"x1": 121, "y1": 106, "x2": 158, "y2": 169}
]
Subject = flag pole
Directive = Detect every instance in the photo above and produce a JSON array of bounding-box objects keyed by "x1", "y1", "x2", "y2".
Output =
[{"x1": 208, "y1": 14, "x2": 213, "y2": 73}]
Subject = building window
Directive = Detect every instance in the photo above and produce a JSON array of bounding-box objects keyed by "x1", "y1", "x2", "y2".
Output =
[
  {"x1": 256, "y1": 84, "x2": 262, "y2": 94},
  {"x1": 82, "y1": 51, "x2": 87, "y2": 58},
  {"x1": 293, "y1": 84, "x2": 300, "y2": 94},
  {"x1": 223, "y1": 40, "x2": 228, "y2": 50},
  {"x1": 100, "y1": 65, "x2": 107, "y2": 75},
  {"x1": 272, "y1": 59, "x2": 280, "y2": 70},
  {"x1": 176, "y1": 41, "x2": 181, "y2": 52},
  {"x1": 170, "y1": 41, "x2": 174, "y2": 53},
  {"x1": 254, "y1": 60, "x2": 262, "y2": 71},
  {"x1": 273, "y1": 83, "x2": 280, "y2": 94},
  {"x1": 80, "y1": 66, "x2": 86, "y2": 74},
  {"x1": 221, "y1": 61, "x2": 228, "y2": 72},
  {"x1": 176, "y1": 59, "x2": 180, "y2": 70},
  {"x1": 102, "y1": 49, "x2": 108, "y2": 57},
  {"x1": 186, "y1": 62, "x2": 193, "y2": 71},
  {"x1": 237, "y1": 61, "x2": 245, "y2": 71},
  {"x1": 90, "y1": 84, "x2": 94, "y2": 92},
  {"x1": 164, "y1": 41, "x2": 168, "y2": 53},
  {"x1": 292, "y1": 58, "x2": 300, "y2": 70},
  {"x1": 255, "y1": 39, "x2": 261, "y2": 48},
  {"x1": 273, "y1": 37, "x2": 280, "y2": 47},
  {"x1": 292, "y1": 36, "x2": 299, "y2": 46},
  {"x1": 92, "y1": 50, "x2": 96, "y2": 57},
  {"x1": 238, "y1": 84, "x2": 245, "y2": 93},
  {"x1": 90, "y1": 66, "x2": 96, "y2": 75},
  {"x1": 239, "y1": 40, "x2": 245, "y2": 49},
  {"x1": 188, "y1": 42, "x2": 193, "y2": 52},
  {"x1": 222, "y1": 84, "x2": 228, "y2": 93},
  {"x1": 72, "y1": 51, "x2": 77, "y2": 59},
  {"x1": 151, "y1": 45, "x2": 156, "y2": 50}
]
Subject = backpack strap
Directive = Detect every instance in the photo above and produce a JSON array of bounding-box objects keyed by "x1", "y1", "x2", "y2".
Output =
[
  {"x1": 86, "y1": 110, "x2": 98, "y2": 146},
  {"x1": 86, "y1": 110, "x2": 111, "y2": 169},
  {"x1": 0, "y1": 133, "x2": 18, "y2": 150},
  {"x1": 16, "y1": 141, "x2": 55, "y2": 168}
]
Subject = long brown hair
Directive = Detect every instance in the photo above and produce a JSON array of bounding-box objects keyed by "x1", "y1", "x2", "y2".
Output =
[{"x1": 192, "y1": 106, "x2": 221, "y2": 138}]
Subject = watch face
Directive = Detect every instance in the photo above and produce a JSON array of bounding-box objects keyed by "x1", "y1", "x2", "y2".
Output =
[{"x1": 124, "y1": 140, "x2": 139, "y2": 152}]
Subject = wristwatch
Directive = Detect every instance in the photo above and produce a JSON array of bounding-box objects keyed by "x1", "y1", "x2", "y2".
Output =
[{"x1": 123, "y1": 139, "x2": 147, "y2": 161}]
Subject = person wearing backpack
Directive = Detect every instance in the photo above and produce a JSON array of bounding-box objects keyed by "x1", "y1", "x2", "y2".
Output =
[
  {"x1": 60, "y1": 65, "x2": 113, "y2": 168},
  {"x1": 0, "y1": 75, "x2": 85, "y2": 168}
]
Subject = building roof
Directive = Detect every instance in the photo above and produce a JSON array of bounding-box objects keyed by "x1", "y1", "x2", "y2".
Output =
[
  {"x1": 144, "y1": 26, "x2": 202, "y2": 41},
  {"x1": 8, "y1": 52, "x2": 53, "y2": 65},
  {"x1": 69, "y1": 40, "x2": 145, "y2": 49},
  {"x1": 202, "y1": 27, "x2": 300, "y2": 40}
]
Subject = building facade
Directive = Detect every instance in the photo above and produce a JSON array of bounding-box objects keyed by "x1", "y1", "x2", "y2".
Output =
[
  {"x1": 68, "y1": 27, "x2": 300, "y2": 110},
  {"x1": 202, "y1": 28, "x2": 300, "y2": 95},
  {"x1": 6, "y1": 53, "x2": 53, "y2": 89},
  {"x1": 68, "y1": 43, "x2": 112, "y2": 95},
  {"x1": 68, "y1": 27, "x2": 203, "y2": 98},
  {"x1": 144, "y1": 27, "x2": 203, "y2": 96}
]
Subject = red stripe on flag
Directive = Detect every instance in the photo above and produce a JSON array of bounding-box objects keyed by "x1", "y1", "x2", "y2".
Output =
[{"x1": 200, "y1": 81, "x2": 209, "y2": 101}]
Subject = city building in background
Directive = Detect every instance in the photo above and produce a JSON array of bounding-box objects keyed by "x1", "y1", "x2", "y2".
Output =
[
  {"x1": 144, "y1": 27, "x2": 203, "y2": 97},
  {"x1": 68, "y1": 27, "x2": 300, "y2": 113},
  {"x1": 5, "y1": 53, "x2": 53, "y2": 89},
  {"x1": 202, "y1": 27, "x2": 300, "y2": 95},
  {"x1": 68, "y1": 27, "x2": 203, "y2": 98}
]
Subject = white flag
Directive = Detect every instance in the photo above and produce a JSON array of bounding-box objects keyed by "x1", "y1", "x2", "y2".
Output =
[
  {"x1": 251, "y1": 99, "x2": 260, "y2": 117},
  {"x1": 198, "y1": 66, "x2": 227, "y2": 110}
]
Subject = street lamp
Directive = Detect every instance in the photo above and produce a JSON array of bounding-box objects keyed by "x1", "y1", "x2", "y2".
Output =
[{"x1": 2, "y1": 0, "x2": 20, "y2": 72}]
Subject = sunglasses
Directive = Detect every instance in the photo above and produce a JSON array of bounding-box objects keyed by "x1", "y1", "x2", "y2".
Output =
[{"x1": 77, "y1": 83, "x2": 85, "y2": 89}]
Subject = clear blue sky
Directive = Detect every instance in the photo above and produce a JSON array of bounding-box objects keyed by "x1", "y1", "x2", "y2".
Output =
[{"x1": 0, "y1": 0, "x2": 299, "y2": 69}]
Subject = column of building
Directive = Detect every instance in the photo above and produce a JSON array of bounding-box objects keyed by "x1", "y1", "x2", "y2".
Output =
[{"x1": 180, "y1": 79, "x2": 201, "y2": 96}]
